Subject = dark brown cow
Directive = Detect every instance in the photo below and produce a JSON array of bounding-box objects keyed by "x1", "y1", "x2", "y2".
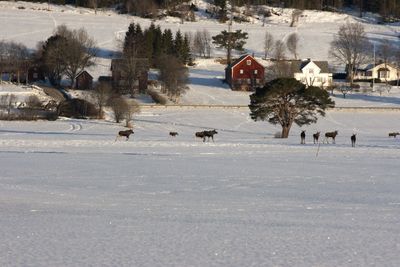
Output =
[
  {"x1": 313, "y1": 132, "x2": 320, "y2": 144},
  {"x1": 300, "y1": 130, "x2": 306, "y2": 144},
  {"x1": 195, "y1": 131, "x2": 206, "y2": 142},
  {"x1": 204, "y1": 129, "x2": 218, "y2": 142},
  {"x1": 325, "y1": 130, "x2": 338, "y2": 144},
  {"x1": 116, "y1": 129, "x2": 134, "y2": 141},
  {"x1": 388, "y1": 132, "x2": 400, "y2": 138},
  {"x1": 169, "y1": 131, "x2": 178, "y2": 137},
  {"x1": 351, "y1": 134, "x2": 356, "y2": 147}
]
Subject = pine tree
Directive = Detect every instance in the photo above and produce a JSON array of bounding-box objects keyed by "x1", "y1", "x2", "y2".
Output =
[
  {"x1": 174, "y1": 30, "x2": 184, "y2": 60},
  {"x1": 249, "y1": 78, "x2": 335, "y2": 138},
  {"x1": 162, "y1": 29, "x2": 174, "y2": 55},
  {"x1": 152, "y1": 25, "x2": 163, "y2": 65},
  {"x1": 212, "y1": 30, "x2": 248, "y2": 65}
]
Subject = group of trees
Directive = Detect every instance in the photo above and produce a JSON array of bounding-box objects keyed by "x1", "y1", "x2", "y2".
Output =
[
  {"x1": 0, "y1": 41, "x2": 30, "y2": 83},
  {"x1": 121, "y1": 22, "x2": 190, "y2": 100},
  {"x1": 123, "y1": 22, "x2": 191, "y2": 68},
  {"x1": 37, "y1": 25, "x2": 97, "y2": 88},
  {"x1": 15, "y1": 0, "x2": 400, "y2": 21}
]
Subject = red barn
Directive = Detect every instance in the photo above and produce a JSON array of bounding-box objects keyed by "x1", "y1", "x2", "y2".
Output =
[{"x1": 225, "y1": 55, "x2": 265, "y2": 91}]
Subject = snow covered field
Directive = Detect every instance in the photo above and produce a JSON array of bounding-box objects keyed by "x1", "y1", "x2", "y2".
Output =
[{"x1": 1, "y1": 108, "x2": 400, "y2": 266}]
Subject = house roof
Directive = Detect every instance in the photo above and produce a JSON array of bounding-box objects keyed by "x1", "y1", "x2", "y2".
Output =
[
  {"x1": 75, "y1": 70, "x2": 93, "y2": 79},
  {"x1": 290, "y1": 60, "x2": 330, "y2": 73},
  {"x1": 227, "y1": 54, "x2": 262, "y2": 69},
  {"x1": 359, "y1": 62, "x2": 399, "y2": 71}
]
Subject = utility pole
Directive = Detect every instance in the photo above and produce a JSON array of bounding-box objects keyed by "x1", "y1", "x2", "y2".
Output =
[{"x1": 372, "y1": 43, "x2": 376, "y2": 91}]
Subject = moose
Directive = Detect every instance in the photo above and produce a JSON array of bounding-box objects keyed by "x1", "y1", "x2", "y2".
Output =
[
  {"x1": 388, "y1": 132, "x2": 400, "y2": 138},
  {"x1": 195, "y1": 129, "x2": 218, "y2": 142},
  {"x1": 313, "y1": 132, "x2": 320, "y2": 144},
  {"x1": 300, "y1": 130, "x2": 306, "y2": 144},
  {"x1": 115, "y1": 129, "x2": 134, "y2": 141},
  {"x1": 324, "y1": 130, "x2": 338, "y2": 144},
  {"x1": 169, "y1": 131, "x2": 179, "y2": 137},
  {"x1": 351, "y1": 134, "x2": 356, "y2": 147}
]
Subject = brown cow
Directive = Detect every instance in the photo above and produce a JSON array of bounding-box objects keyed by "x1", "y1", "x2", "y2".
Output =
[
  {"x1": 324, "y1": 130, "x2": 338, "y2": 144},
  {"x1": 313, "y1": 132, "x2": 320, "y2": 144},
  {"x1": 116, "y1": 129, "x2": 134, "y2": 141},
  {"x1": 169, "y1": 131, "x2": 179, "y2": 137}
]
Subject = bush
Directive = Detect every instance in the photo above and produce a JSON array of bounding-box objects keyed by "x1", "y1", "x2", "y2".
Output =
[
  {"x1": 108, "y1": 96, "x2": 129, "y2": 123},
  {"x1": 58, "y1": 98, "x2": 98, "y2": 118},
  {"x1": 147, "y1": 89, "x2": 168, "y2": 105}
]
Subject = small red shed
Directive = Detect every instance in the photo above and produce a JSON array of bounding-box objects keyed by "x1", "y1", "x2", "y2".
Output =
[
  {"x1": 75, "y1": 70, "x2": 93, "y2": 90},
  {"x1": 225, "y1": 55, "x2": 265, "y2": 91}
]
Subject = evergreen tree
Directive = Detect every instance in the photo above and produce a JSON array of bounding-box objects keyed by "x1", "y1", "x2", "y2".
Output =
[
  {"x1": 162, "y1": 29, "x2": 174, "y2": 55},
  {"x1": 152, "y1": 25, "x2": 163, "y2": 65},
  {"x1": 249, "y1": 78, "x2": 335, "y2": 138},
  {"x1": 174, "y1": 30, "x2": 184, "y2": 60},
  {"x1": 212, "y1": 30, "x2": 248, "y2": 65}
]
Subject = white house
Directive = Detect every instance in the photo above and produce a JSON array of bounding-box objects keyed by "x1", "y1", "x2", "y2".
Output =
[
  {"x1": 292, "y1": 59, "x2": 333, "y2": 88},
  {"x1": 354, "y1": 63, "x2": 400, "y2": 82}
]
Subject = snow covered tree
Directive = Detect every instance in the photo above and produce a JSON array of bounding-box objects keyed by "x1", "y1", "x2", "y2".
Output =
[{"x1": 249, "y1": 78, "x2": 335, "y2": 138}]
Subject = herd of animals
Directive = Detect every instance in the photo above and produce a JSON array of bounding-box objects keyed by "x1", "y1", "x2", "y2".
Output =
[{"x1": 116, "y1": 129, "x2": 400, "y2": 147}]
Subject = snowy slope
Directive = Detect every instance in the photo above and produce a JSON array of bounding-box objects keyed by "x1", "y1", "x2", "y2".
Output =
[{"x1": 1, "y1": 1, "x2": 400, "y2": 107}]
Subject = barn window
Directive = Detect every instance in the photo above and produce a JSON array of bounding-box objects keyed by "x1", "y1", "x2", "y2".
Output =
[
  {"x1": 254, "y1": 70, "x2": 258, "y2": 74},
  {"x1": 246, "y1": 60, "x2": 252, "y2": 65},
  {"x1": 240, "y1": 69, "x2": 244, "y2": 74},
  {"x1": 309, "y1": 69, "x2": 314, "y2": 74}
]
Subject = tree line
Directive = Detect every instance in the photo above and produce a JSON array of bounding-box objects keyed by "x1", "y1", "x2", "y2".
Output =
[{"x1": 13, "y1": 0, "x2": 400, "y2": 20}]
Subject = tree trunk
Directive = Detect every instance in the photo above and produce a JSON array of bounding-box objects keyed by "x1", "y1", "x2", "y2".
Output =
[{"x1": 281, "y1": 126, "x2": 290, "y2": 138}]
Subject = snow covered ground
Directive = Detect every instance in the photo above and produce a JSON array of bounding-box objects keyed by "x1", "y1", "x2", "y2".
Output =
[
  {"x1": 1, "y1": 108, "x2": 400, "y2": 266},
  {"x1": 1, "y1": 2, "x2": 400, "y2": 266}
]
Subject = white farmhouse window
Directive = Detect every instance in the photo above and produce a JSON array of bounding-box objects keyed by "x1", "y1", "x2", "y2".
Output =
[
  {"x1": 246, "y1": 60, "x2": 251, "y2": 65},
  {"x1": 240, "y1": 69, "x2": 244, "y2": 74},
  {"x1": 309, "y1": 69, "x2": 314, "y2": 74}
]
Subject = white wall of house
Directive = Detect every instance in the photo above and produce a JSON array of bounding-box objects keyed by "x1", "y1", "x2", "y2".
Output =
[
  {"x1": 354, "y1": 63, "x2": 400, "y2": 81},
  {"x1": 294, "y1": 61, "x2": 333, "y2": 88}
]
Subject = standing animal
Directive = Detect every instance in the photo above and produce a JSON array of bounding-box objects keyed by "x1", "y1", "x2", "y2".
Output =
[
  {"x1": 195, "y1": 131, "x2": 206, "y2": 142},
  {"x1": 313, "y1": 132, "x2": 320, "y2": 144},
  {"x1": 388, "y1": 132, "x2": 400, "y2": 138},
  {"x1": 169, "y1": 131, "x2": 179, "y2": 137},
  {"x1": 204, "y1": 129, "x2": 218, "y2": 142},
  {"x1": 351, "y1": 134, "x2": 356, "y2": 147},
  {"x1": 300, "y1": 130, "x2": 306, "y2": 144},
  {"x1": 116, "y1": 129, "x2": 134, "y2": 141},
  {"x1": 324, "y1": 130, "x2": 338, "y2": 144}
]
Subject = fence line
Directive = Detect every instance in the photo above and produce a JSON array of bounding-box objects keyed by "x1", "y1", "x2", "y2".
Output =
[{"x1": 138, "y1": 104, "x2": 400, "y2": 112}]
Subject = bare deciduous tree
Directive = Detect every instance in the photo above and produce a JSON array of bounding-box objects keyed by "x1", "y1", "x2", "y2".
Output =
[
  {"x1": 108, "y1": 95, "x2": 129, "y2": 123},
  {"x1": 273, "y1": 40, "x2": 286, "y2": 61},
  {"x1": 0, "y1": 94, "x2": 17, "y2": 119},
  {"x1": 124, "y1": 99, "x2": 141, "y2": 127},
  {"x1": 56, "y1": 26, "x2": 97, "y2": 88},
  {"x1": 286, "y1": 32, "x2": 299, "y2": 59},
  {"x1": 158, "y1": 55, "x2": 189, "y2": 102},
  {"x1": 264, "y1": 32, "x2": 274, "y2": 59},
  {"x1": 290, "y1": 9, "x2": 303, "y2": 27},
  {"x1": 330, "y1": 22, "x2": 371, "y2": 84},
  {"x1": 94, "y1": 82, "x2": 113, "y2": 118},
  {"x1": 0, "y1": 41, "x2": 31, "y2": 84},
  {"x1": 192, "y1": 29, "x2": 212, "y2": 58}
]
